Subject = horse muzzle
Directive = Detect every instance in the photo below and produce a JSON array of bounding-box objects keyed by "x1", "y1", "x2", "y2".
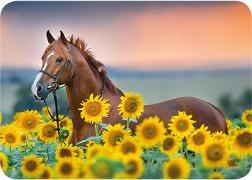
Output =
[{"x1": 31, "y1": 81, "x2": 51, "y2": 100}]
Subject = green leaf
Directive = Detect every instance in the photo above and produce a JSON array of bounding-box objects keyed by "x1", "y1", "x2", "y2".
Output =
[{"x1": 76, "y1": 136, "x2": 102, "y2": 146}]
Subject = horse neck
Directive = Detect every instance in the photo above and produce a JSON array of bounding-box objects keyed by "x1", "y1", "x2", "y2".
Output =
[{"x1": 65, "y1": 56, "x2": 122, "y2": 140}]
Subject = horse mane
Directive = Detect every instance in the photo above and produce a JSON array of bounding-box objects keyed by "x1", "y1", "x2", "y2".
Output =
[{"x1": 68, "y1": 35, "x2": 122, "y2": 95}]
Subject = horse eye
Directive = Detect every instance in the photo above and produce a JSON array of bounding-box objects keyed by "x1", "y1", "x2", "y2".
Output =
[{"x1": 56, "y1": 58, "x2": 63, "y2": 63}]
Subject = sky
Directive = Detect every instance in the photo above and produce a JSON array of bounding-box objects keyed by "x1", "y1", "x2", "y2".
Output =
[{"x1": 0, "y1": 1, "x2": 251, "y2": 70}]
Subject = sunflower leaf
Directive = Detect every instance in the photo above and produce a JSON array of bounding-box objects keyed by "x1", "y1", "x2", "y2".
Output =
[{"x1": 76, "y1": 135, "x2": 102, "y2": 146}]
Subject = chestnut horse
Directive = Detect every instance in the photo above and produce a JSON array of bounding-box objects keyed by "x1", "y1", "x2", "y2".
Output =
[{"x1": 31, "y1": 31, "x2": 227, "y2": 144}]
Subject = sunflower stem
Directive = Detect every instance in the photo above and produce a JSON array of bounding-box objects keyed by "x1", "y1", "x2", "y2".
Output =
[
  {"x1": 126, "y1": 118, "x2": 130, "y2": 129},
  {"x1": 95, "y1": 123, "x2": 99, "y2": 136}
]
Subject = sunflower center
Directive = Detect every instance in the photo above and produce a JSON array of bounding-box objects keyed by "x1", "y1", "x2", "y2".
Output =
[
  {"x1": 92, "y1": 160, "x2": 114, "y2": 178},
  {"x1": 86, "y1": 102, "x2": 101, "y2": 116},
  {"x1": 143, "y1": 125, "x2": 157, "y2": 139},
  {"x1": 25, "y1": 119, "x2": 36, "y2": 128},
  {"x1": 122, "y1": 142, "x2": 136, "y2": 154},
  {"x1": 60, "y1": 148, "x2": 72, "y2": 157},
  {"x1": 21, "y1": 135, "x2": 27, "y2": 143},
  {"x1": 41, "y1": 170, "x2": 50, "y2": 179},
  {"x1": 237, "y1": 132, "x2": 252, "y2": 147},
  {"x1": 124, "y1": 98, "x2": 138, "y2": 113},
  {"x1": 60, "y1": 120, "x2": 67, "y2": 127},
  {"x1": 127, "y1": 161, "x2": 138, "y2": 174},
  {"x1": 163, "y1": 137, "x2": 175, "y2": 150},
  {"x1": 206, "y1": 144, "x2": 223, "y2": 161},
  {"x1": 108, "y1": 132, "x2": 124, "y2": 146},
  {"x1": 42, "y1": 125, "x2": 56, "y2": 137},
  {"x1": 5, "y1": 133, "x2": 16, "y2": 143},
  {"x1": 176, "y1": 120, "x2": 188, "y2": 131},
  {"x1": 246, "y1": 114, "x2": 252, "y2": 122},
  {"x1": 60, "y1": 163, "x2": 72, "y2": 175},
  {"x1": 228, "y1": 159, "x2": 237, "y2": 167},
  {"x1": 168, "y1": 164, "x2": 181, "y2": 179},
  {"x1": 192, "y1": 132, "x2": 205, "y2": 145},
  {"x1": 25, "y1": 161, "x2": 37, "y2": 171}
]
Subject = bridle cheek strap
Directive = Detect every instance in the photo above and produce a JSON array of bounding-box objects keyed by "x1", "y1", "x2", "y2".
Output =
[{"x1": 38, "y1": 59, "x2": 71, "y2": 90}]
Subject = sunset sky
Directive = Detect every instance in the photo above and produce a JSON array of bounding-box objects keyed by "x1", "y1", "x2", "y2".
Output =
[{"x1": 1, "y1": 1, "x2": 251, "y2": 70}]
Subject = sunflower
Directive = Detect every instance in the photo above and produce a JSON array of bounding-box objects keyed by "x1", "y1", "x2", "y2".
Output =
[
  {"x1": 86, "y1": 144, "x2": 104, "y2": 159},
  {"x1": 39, "y1": 165, "x2": 54, "y2": 179},
  {"x1": 41, "y1": 106, "x2": 53, "y2": 120},
  {"x1": 59, "y1": 115, "x2": 73, "y2": 132},
  {"x1": 168, "y1": 111, "x2": 196, "y2": 139},
  {"x1": 116, "y1": 136, "x2": 142, "y2": 155},
  {"x1": 19, "y1": 132, "x2": 31, "y2": 145},
  {"x1": 202, "y1": 139, "x2": 228, "y2": 168},
  {"x1": 118, "y1": 92, "x2": 144, "y2": 120},
  {"x1": 86, "y1": 156, "x2": 119, "y2": 179},
  {"x1": 187, "y1": 125, "x2": 211, "y2": 153},
  {"x1": 136, "y1": 116, "x2": 166, "y2": 148},
  {"x1": 55, "y1": 143, "x2": 76, "y2": 159},
  {"x1": 55, "y1": 158, "x2": 79, "y2": 179},
  {"x1": 208, "y1": 172, "x2": 225, "y2": 179},
  {"x1": 0, "y1": 152, "x2": 8, "y2": 173},
  {"x1": 163, "y1": 156, "x2": 191, "y2": 179},
  {"x1": 160, "y1": 135, "x2": 181, "y2": 156},
  {"x1": 38, "y1": 121, "x2": 58, "y2": 143},
  {"x1": 103, "y1": 124, "x2": 131, "y2": 151},
  {"x1": 212, "y1": 131, "x2": 228, "y2": 142},
  {"x1": 231, "y1": 128, "x2": 252, "y2": 156},
  {"x1": 122, "y1": 154, "x2": 144, "y2": 179},
  {"x1": 79, "y1": 93, "x2": 110, "y2": 124},
  {"x1": 242, "y1": 109, "x2": 252, "y2": 125},
  {"x1": 16, "y1": 110, "x2": 42, "y2": 131},
  {"x1": 2, "y1": 125, "x2": 20, "y2": 148},
  {"x1": 73, "y1": 146, "x2": 85, "y2": 159},
  {"x1": 21, "y1": 154, "x2": 43, "y2": 178}
]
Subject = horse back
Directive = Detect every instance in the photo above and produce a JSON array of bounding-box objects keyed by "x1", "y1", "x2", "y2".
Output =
[{"x1": 134, "y1": 96, "x2": 227, "y2": 133}]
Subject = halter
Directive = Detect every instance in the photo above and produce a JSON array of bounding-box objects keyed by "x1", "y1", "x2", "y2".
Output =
[{"x1": 38, "y1": 44, "x2": 105, "y2": 141}]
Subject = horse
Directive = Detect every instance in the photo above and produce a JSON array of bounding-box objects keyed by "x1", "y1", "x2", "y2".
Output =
[{"x1": 31, "y1": 31, "x2": 227, "y2": 144}]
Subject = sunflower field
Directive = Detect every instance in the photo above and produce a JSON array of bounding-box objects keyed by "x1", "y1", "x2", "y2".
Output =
[{"x1": 0, "y1": 92, "x2": 252, "y2": 179}]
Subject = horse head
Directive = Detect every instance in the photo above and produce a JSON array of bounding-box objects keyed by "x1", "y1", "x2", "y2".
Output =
[{"x1": 31, "y1": 30, "x2": 75, "y2": 100}]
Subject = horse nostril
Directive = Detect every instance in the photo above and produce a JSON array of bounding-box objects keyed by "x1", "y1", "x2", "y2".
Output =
[{"x1": 37, "y1": 84, "x2": 43, "y2": 94}]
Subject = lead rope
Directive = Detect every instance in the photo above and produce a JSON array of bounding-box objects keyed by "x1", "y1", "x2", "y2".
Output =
[{"x1": 53, "y1": 90, "x2": 62, "y2": 141}]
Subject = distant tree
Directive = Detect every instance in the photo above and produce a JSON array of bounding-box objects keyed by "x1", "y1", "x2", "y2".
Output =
[
  {"x1": 237, "y1": 88, "x2": 252, "y2": 110},
  {"x1": 13, "y1": 84, "x2": 44, "y2": 113},
  {"x1": 218, "y1": 88, "x2": 252, "y2": 119}
]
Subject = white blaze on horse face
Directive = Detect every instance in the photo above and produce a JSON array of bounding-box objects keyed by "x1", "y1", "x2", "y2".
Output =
[
  {"x1": 31, "y1": 51, "x2": 55, "y2": 97},
  {"x1": 43, "y1": 51, "x2": 54, "y2": 70},
  {"x1": 31, "y1": 72, "x2": 42, "y2": 97}
]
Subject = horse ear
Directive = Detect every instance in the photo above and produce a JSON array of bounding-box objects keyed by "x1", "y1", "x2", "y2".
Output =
[
  {"x1": 60, "y1": 31, "x2": 68, "y2": 46},
  {"x1": 46, "y1": 30, "x2": 55, "y2": 44}
]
